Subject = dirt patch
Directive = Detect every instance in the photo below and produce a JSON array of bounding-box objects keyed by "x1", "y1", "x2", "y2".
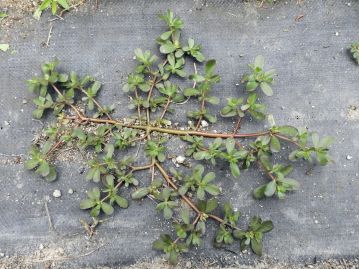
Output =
[
  {"x1": 0, "y1": 0, "x2": 86, "y2": 34},
  {"x1": 0, "y1": 0, "x2": 39, "y2": 30},
  {"x1": 1, "y1": 256, "x2": 359, "y2": 269}
]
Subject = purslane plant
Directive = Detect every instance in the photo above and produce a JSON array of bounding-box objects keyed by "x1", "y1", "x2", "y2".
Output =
[{"x1": 25, "y1": 10, "x2": 333, "y2": 264}]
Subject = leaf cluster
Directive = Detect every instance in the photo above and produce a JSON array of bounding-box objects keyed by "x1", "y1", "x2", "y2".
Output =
[
  {"x1": 350, "y1": 41, "x2": 359, "y2": 64},
  {"x1": 34, "y1": 0, "x2": 69, "y2": 20}
]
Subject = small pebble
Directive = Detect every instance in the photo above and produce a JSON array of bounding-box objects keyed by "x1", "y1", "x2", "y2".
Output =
[
  {"x1": 0, "y1": 253, "x2": 4, "y2": 258},
  {"x1": 53, "y1": 189, "x2": 62, "y2": 198},
  {"x1": 176, "y1": 156, "x2": 186, "y2": 164},
  {"x1": 201, "y1": 120, "x2": 209, "y2": 127},
  {"x1": 314, "y1": 220, "x2": 319, "y2": 224},
  {"x1": 39, "y1": 244, "x2": 44, "y2": 250},
  {"x1": 4, "y1": 121, "x2": 10, "y2": 126},
  {"x1": 335, "y1": 32, "x2": 339, "y2": 36},
  {"x1": 22, "y1": 99, "x2": 27, "y2": 104},
  {"x1": 346, "y1": 155, "x2": 353, "y2": 160},
  {"x1": 186, "y1": 261, "x2": 192, "y2": 268},
  {"x1": 68, "y1": 188, "x2": 74, "y2": 194}
]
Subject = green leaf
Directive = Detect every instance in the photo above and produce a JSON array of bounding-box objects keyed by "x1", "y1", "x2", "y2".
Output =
[
  {"x1": 257, "y1": 220, "x2": 273, "y2": 233},
  {"x1": 168, "y1": 250, "x2": 178, "y2": 265},
  {"x1": 183, "y1": 88, "x2": 199, "y2": 97},
  {"x1": 206, "y1": 96, "x2": 220, "y2": 105},
  {"x1": 254, "y1": 55, "x2": 264, "y2": 69},
  {"x1": 197, "y1": 187, "x2": 205, "y2": 200},
  {"x1": 180, "y1": 208, "x2": 190, "y2": 224},
  {"x1": 160, "y1": 30, "x2": 172, "y2": 40},
  {"x1": 57, "y1": 0, "x2": 70, "y2": 10},
  {"x1": 45, "y1": 166, "x2": 57, "y2": 182},
  {"x1": 25, "y1": 159, "x2": 39, "y2": 170},
  {"x1": 281, "y1": 178, "x2": 299, "y2": 190},
  {"x1": 277, "y1": 126, "x2": 298, "y2": 137},
  {"x1": 101, "y1": 202, "x2": 114, "y2": 215},
  {"x1": 115, "y1": 195, "x2": 129, "y2": 208},
  {"x1": 160, "y1": 42, "x2": 176, "y2": 54},
  {"x1": 32, "y1": 108, "x2": 44, "y2": 119},
  {"x1": 193, "y1": 151, "x2": 210, "y2": 160},
  {"x1": 230, "y1": 162, "x2": 240, "y2": 178},
  {"x1": 204, "y1": 184, "x2": 220, "y2": 196},
  {"x1": 205, "y1": 59, "x2": 216, "y2": 75},
  {"x1": 80, "y1": 199, "x2": 97, "y2": 209},
  {"x1": 36, "y1": 161, "x2": 50, "y2": 177},
  {"x1": 260, "y1": 82, "x2": 273, "y2": 96},
  {"x1": 33, "y1": 8, "x2": 43, "y2": 20},
  {"x1": 0, "y1": 44, "x2": 9, "y2": 52},
  {"x1": 312, "y1": 133, "x2": 320, "y2": 148},
  {"x1": 233, "y1": 229, "x2": 246, "y2": 239},
  {"x1": 0, "y1": 12, "x2": 8, "y2": 21},
  {"x1": 163, "y1": 206, "x2": 173, "y2": 219},
  {"x1": 226, "y1": 138, "x2": 235, "y2": 152},
  {"x1": 264, "y1": 181, "x2": 276, "y2": 197},
  {"x1": 253, "y1": 184, "x2": 266, "y2": 199},
  {"x1": 51, "y1": 0, "x2": 57, "y2": 15},
  {"x1": 270, "y1": 136, "x2": 280, "y2": 153},
  {"x1": 319, "y1": 136, "x2": 334, "y2": 148},
  {"x1": 203, "y1": 172, "x2": 215, "y2": 184},
  {"x1": 88, "y1": 187, "x2": 101, "y2": 200},
  {"x1": 246, "y1": 81, "x2": 258, "y2": 91},
  {"x1": 251, "y1": 239, "x2": 263, "y2": 256},
  {"x1": 131, "y1": 188, "x2": 149, "y2": 199},
  {"x1": 205, "y1": 198, "x2": 218, "y2": 213}
]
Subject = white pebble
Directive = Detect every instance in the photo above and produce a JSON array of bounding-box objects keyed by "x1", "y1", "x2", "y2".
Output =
[
  {"x1": 4, "y1": 121, "x2": 10, "y2": 126},
  {"x1": 176, "y1": 156, "x2": 186, "y2": 164},
  {"x1": 53, "y1": 190, "x2": 61, "y2": 198},
  {"x1": 201, "y1": 120, "x2": 209, "y2": 127},
  {"x1": 347, "y1": 155, "x2": 353, "y2": 160},
  {"x1": 68, "y1": 188, "x2": 74, "y2": 194}
]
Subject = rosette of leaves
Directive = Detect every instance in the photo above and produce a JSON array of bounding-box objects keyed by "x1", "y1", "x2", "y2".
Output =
[
  {"x1": 193, "y1": 137, "x2": 222, "y2": 165},
  {"x1": 220, "y1": 138, "x2": 248, "y2": 177},
  {"x1": 182, "y1": 38, "x2": 205, "y2": 62},
  {"x1": 178, "y1": 164, "x2": 221, "y2": 200},
  {"x1": 242, "y1": 55, "x2": 276, "y2": 96},
  {"x1": 157, "y1": 10, "x2": 189, "y2": 62},
  {"x1": 184, "y1": 60, "x2": 220, "y2": 124},
  {"x1": 221, "y1": 93, "x2": 266, "y2": 121},
  {"x1": 289, "y1": 132, "x2": 333, "y2": 165},
  {"x1": 253, "y1": 163, "x2": 299, "y2": 199},
  {"x1": 350, "y1": 41, "x2": 359, "y2": 64},
  {"x1": 145, "y1": 139, "x2": 167, "y2": 162},
  {"x1": 79, "y1": 187, "x2": 114, "y2": 217},
  {"x1": 233, "y1": 217, "x2": 273, "y2": 255},
  {"x1": 153, "y1": 234, "x2": 188, "y2": 264},
  {"x1": 25, "y1": 146, "x2": 57, "y2": 181}
]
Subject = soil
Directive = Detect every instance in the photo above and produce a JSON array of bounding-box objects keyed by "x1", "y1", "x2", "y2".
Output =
[
  {"x1": 0, "y1": 0, "x2": 86, "y2": 34},
  {"x1": 0, "y1": 256, "x2": 358, "y2": 269}
]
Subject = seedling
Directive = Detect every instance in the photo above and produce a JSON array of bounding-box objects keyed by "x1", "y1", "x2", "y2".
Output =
[{"x1": 25, "y1": 10, "x2": 333, "y2": 265}]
